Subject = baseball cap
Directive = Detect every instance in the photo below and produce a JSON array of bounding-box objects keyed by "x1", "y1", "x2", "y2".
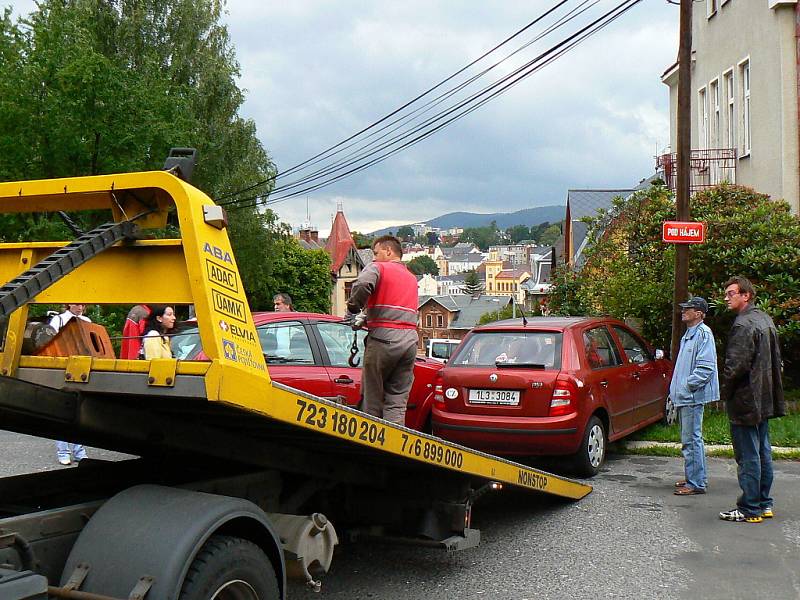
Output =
[{"x1": 679, "y1": 296, "x2": 708, "y2": 313}]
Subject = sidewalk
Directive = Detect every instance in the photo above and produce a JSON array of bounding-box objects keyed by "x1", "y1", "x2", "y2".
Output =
[{"x1": 621, "y1": 440, "x2": 799, "y2": 457}]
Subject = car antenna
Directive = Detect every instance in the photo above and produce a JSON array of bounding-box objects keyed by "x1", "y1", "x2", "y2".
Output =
[{"x1": 512, "y1": 296, "x2": 528, "y2": 327}]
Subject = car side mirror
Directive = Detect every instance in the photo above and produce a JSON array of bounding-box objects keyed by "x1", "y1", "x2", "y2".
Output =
[{"x1": 655, "y1": 349, "x2": 664, "y2": 360}]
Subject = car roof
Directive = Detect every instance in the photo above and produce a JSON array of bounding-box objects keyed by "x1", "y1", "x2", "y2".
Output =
[
  {"x1": 474, "y1": 316, "x2": 609, "y2": 332},
  {"x1": 251, "y1": 311, "x2": 342, "y2": 325}
]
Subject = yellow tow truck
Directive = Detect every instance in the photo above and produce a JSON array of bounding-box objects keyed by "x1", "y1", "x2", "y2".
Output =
[{"x1": 0, "y1": 160, "x2": 591, "y2": 600}]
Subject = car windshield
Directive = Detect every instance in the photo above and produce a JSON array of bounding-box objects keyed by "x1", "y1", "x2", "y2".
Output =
[
  {"x1": 430, "y1": 341, "x2": 457, "y2": 360},
  {"x1": 171, "y1": 326, "x2": 203, "y2": 360},
  {"x1": 449, "y1": 331, "x2": 562, "y2": 369}
]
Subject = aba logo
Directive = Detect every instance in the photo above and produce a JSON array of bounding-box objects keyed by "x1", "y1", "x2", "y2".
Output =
[
  {"x1": 203, "y1": 242, "x2": 233, "y2": 264},
  {"x1": 223, "y1": 339, "x2": 237, "y2": 361}
]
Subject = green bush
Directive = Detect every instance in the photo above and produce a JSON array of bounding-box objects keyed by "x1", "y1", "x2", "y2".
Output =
[{"x1": 549, "y1": 183, "x2": 800, "y2": 384}]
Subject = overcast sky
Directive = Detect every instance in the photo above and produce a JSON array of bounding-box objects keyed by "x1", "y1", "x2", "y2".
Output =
[{"x1": 8, "y1": 0, "x2": 679, "y2": 235}]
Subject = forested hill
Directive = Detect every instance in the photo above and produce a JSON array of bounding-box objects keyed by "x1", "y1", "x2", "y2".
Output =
[{"x1": 369, "y1": 205, "x2": 563, "y2": 235}]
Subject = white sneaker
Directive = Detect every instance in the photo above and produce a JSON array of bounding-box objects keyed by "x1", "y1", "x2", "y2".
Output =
[{"x1": 58, "y1": 456, "x2": 71, "y2": 466}]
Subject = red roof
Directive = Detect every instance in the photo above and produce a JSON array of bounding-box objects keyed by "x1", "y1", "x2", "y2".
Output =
[
  {"x1": 495, "y1": 268, "x2": 531, "y2": 280},
  {"x1": 324, "y1": 210, "x2": 357, "y2": 273}
]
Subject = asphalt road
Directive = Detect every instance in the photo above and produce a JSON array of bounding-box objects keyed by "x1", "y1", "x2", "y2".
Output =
[{"x1": 1, "y1": 431, "x2": 799, "y2": 599}]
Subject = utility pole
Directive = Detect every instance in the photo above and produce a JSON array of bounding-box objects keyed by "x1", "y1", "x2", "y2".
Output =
[{"x1": 671, "y1": 0, "x2": 692, "y2": 357}]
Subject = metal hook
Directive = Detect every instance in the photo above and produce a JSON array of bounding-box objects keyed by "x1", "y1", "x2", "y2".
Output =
[{"x1": 348, "y1": 331, "x2": 361, "y2": 367}]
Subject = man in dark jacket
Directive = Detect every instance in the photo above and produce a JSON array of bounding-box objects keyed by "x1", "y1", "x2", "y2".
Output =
[{"x1": 718, "y1": 276, "x2": 785, "y2": 524}]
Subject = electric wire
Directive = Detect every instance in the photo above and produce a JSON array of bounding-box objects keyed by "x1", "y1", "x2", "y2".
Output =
[
  {"x1": 215, "y1": 0, "x2": 574, "y2": 203},
  {"x1": 227, "y1": 0, "x2": 643, "y2": 212},
  {"x1": 242, "y1": 0, "x2": 600, "y2": 201}
]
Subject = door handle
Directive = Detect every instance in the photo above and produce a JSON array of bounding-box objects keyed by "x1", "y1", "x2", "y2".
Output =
[
  {"x1": 632, "y1": 372, "x2": 641, "y2": 381},
  {"x1": 334, "y1": 376, "x2": 354, "y2": 384},
  {"x1": 600, "y1": 380, "x2": 608, "y2": 388}
]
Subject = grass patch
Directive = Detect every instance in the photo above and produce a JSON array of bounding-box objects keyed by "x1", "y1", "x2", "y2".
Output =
[
  {"x1": 612, "y1": 444, "x2": 800, "y2": 460},
  {"x1": 629, "y1": 408, "x2": 800, "y2": 447}
]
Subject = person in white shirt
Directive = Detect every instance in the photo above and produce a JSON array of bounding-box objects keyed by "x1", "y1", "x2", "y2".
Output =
[
  {"x1": 50, "y1": 303, "x2": 90, "y2": 465},
  {"x1": 49, "y1": 303, "x2": 90, "y2": 332}
]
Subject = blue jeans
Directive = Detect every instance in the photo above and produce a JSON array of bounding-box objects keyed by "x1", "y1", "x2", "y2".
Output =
[
  {"x1": 56, "y1": 441, "x2": 87, "y2": 461},
  {"x1": 679, "y1": 404, "x2": 706, "y2": 490},
  {"x1": 730, "y1": 422, "x2": 773, "y2": 517}
]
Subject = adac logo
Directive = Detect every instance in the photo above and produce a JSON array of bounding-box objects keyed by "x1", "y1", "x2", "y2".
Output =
[
  {"x1": 203, "y1": 242, "x2": 233, "y2": 264},
  {"x1": 223, "y1": 339, "x2": 237, "y2": 361}
]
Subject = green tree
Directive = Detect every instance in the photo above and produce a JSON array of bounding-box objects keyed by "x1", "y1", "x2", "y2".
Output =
[
  {"x1": 267, "y1": 238, "x2": 332, "y2": 313},
  {"x1": 0, "y1": 1, "x2": 340, "y2": 320},
  {"x1": 426, "y1": 231, "x2": 440, "y2": 246},
  {"x1": 477, "y1": 302, "x2": 513, "y2": 325},
  {"x1": 351, "y1": 231, "x2": 373, "y2": 249},
  {"x1": 548, "y1": 183, "x2": 800, "y2": 382},
  {"x1": 506, "y1": 224, "x2": 531, "y2": 244},
  {"x1": 407, "y1": 255, "x2": 439, "y2": 276},
  {"x1": 463, "y1": 270, "x2": 484, "y2": 295},
  {"x1": 396, "y1": 225, "x2": 414, "y2": 240},
  {"x1": 538, "y1": 223, "x2": 562, "y2": 246},
  {"x1": 460, "y1": 221, "x2": 501, "y2": 250}
]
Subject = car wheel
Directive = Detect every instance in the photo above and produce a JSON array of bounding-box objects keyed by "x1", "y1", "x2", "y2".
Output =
[
  {"x1": 663, "y1": 394, "x2": 678, "y2": 426},
  {"x1": 179, "y1": 535, "x2": 279, "y2": 600},
  {"x1": 573, "y1": 416, "x2": 606, "y2": 478}
]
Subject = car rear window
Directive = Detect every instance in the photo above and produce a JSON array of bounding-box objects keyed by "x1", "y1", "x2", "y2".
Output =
[{"x1": 449, "y1": 331, "x2": 562, "y2": 369}]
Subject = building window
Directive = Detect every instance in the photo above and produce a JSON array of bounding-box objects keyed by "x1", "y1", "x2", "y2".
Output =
[
  {"x1": 436, "y1": 314, "x2": 444, "y2": 327},
  {"x1": 723, "y1": 69, "x2": 735, "y2": 148},
  {"x1": 425, "y1": 314, "x2": 432, "y2": 327},
  {"x1": 710, "y1": 79, "x2": 720, "y2": 147},
  {"x1": 740, "y1": 59, "x2": 751, "y2": 155},
  {"x1": 698, "y1": 87, "x2": 708, "y2": 149}
]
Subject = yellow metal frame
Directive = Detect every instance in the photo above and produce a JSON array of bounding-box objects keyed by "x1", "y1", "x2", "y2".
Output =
[{"x1": 0, "y1": 171, "x2": 592, "y2": 500}]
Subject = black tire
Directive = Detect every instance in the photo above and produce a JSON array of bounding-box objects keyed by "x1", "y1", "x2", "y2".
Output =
[
  {"x1": 179, "y1": 535, "x2": 279, "y2": 600},
  {"x1": 662, "y1": 394, "x2": 678, "y2": 426},
  {"x1": 573, "y1": 416, "x2": 606, "y2": 478}
]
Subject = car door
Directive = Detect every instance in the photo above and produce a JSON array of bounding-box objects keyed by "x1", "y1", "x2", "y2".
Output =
[
  {"x1": 314, "y1": 321, "x2": 365, "y2": 406},
  {"x1": 610, "y1": 325, "x2": 666, "y2": 426},
  {"x1": 580, "y1": 326, "x2": 630, "y2": 436},
  {"x1": 256, "y1": 320, "x2": 335, "y2": 399}
]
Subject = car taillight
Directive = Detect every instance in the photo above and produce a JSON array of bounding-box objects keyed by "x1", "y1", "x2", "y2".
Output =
[
  {"x1": 433, "y1": 373, "x2": 445, "y2": 410},
  {"x1": 549, "y1": 378, "x2": 577, "y2": 417}
]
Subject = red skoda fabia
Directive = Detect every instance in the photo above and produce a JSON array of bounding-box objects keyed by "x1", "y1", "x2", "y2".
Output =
[{"x1": 431, "y1": 317, "x2": 672, "y2": 476}]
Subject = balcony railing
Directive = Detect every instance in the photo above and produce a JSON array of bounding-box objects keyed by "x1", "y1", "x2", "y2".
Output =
[{"x1": 656, "y1": 148, "x2": 737, "y2": 194}]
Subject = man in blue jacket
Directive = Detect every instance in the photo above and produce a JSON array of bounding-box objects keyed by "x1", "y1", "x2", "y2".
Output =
[{"x1": 670, "y1": 296, "x2": 719, "y2": 496}]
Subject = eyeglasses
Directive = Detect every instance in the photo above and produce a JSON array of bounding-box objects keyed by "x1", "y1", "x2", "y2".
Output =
[{"x1": 724, "y1": 290, "x2": 741, "y2": 298}]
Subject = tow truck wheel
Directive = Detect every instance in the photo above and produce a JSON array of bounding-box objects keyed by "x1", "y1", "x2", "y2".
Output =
[
  {"x1": 180, "y1": 535, "x2": 279, "y2": 600},
  {"x1": 573, "y1": 416, "x2": 606, "y2": 478}
]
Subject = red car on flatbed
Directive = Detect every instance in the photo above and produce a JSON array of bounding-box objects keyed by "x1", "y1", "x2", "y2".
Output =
[
  {"x1": 431, "y1": 316, "x2": 672, "y2": 476},
  {"x1": 172, "y1": 311, "x2": 443, "y2": 431}
]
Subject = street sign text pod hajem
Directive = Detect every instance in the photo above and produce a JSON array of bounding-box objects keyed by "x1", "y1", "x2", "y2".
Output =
[{"x1": 662, "y1": 221, "x2": 706, "y2": 244}]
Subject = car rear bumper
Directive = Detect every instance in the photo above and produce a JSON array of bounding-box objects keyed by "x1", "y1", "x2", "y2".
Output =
[{"x1": 431, "y1": 407, "x2": 582, "y2": 456}]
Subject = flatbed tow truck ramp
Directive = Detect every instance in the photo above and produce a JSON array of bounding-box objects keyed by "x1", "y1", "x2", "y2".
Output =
[{"x1": 0, "y1": 168, "x2": 591, "y2": 600}]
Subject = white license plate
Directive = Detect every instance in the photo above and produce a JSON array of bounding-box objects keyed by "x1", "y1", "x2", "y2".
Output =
[{"x1": 468, "y1": 389, "x2": 520, "y2": 405}]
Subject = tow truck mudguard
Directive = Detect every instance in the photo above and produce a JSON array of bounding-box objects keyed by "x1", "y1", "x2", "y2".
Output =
[{"x1": 59, "y1": 484, "x2": 286, "y2": 599}]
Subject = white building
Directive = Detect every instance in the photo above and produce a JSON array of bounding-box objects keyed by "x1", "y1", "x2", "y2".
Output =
[{"x1": 661, "y1": 0, "x2": 799, "y2": 213}]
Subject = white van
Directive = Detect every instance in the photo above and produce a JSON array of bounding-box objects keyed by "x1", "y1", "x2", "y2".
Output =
[{"x1": 427, "y1": 338, "x2": 460, "y2": 363}]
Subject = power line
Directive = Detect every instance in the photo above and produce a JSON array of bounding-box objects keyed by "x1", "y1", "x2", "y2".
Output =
[
  {"x1": 228, "y1": 0, "x2": 643, "y2": 212},
  {"x1": 216, "y1": 0, "x2": 573, "y2": 204},
  {"x1": 251, "y1": 0, "x2": 601, "y2": 200}
]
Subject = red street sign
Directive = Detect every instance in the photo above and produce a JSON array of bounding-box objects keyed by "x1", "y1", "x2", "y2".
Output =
[{"x1": 662, "y1": 221, "x2": 706, "y2": 244}]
